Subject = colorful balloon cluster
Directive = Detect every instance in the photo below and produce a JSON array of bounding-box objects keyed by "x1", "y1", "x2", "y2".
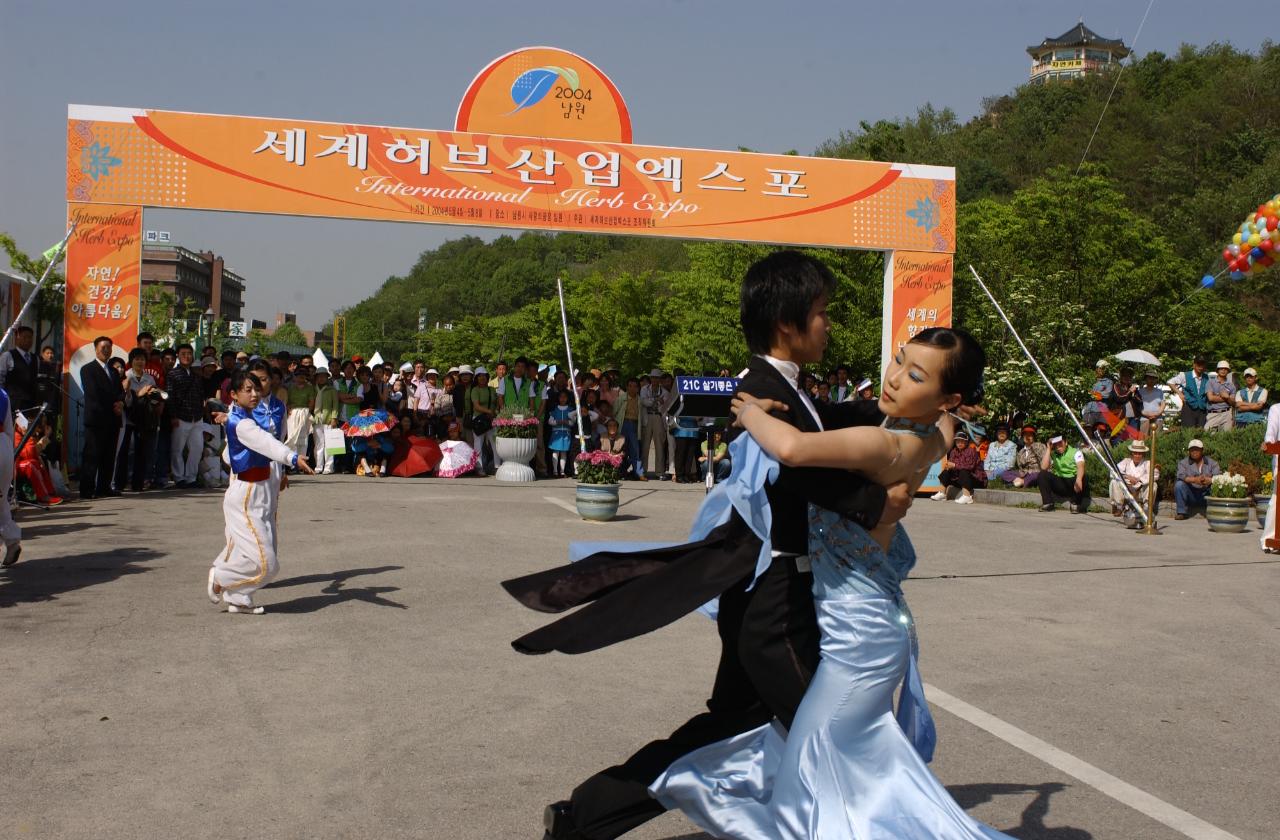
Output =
[{"x1": 1207, "y1": 194, "x2": 1280, "y2": 286}]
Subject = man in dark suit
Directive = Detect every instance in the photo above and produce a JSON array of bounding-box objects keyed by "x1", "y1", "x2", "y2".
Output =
[
  {"x1": 79, "y1": 335, "x2": 123, "y2": 498},
  {"x1": 509, "y1": 252, "x2": 912, "y2": 840}
]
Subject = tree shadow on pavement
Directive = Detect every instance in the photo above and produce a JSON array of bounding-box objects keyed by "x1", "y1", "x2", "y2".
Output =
[
  {"x1": 949, "y1": 781, "x2": 1092, "y2": 839},
  {"x1": 0, "y1": 546, "x2": 160, "y2": 607},
  {"x1": 264, "y1": 565, "x2": 407, "y2": 613}
]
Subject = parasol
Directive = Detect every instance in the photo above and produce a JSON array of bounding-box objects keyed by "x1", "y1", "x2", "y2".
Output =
[
  {"x1": 344, "y1": 409, "x2": 397, "y2": 438},
  {"x1": 389, "y1": 435, "x2": 443, "y2": 477},
  {"x1": 1112, "y1": 349, "x2": 1160, "y2": 367}
]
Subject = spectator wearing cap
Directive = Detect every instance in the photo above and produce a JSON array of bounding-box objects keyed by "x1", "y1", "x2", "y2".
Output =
[
  {"x1": 854, "y1": 378, "x2": 874, "y2": 401},
  {"x1": 468, "y1": 367, "x2": 498, "y2": 474},
  {"x1": 310, "y1": 367, "x2": 338, "y2": 474},
  {"x1": 199, "y1": 356, "x2": 221, "y2": 401},
  {"x1": 1174, "y1": 439, "x2": 1220, "y2": 519},
  {"x1": 1083, "y1": 359, "x2": 1113, "y2": 429},
  {"x1": 1038, "y1": 434, "x2": 1088, "y2": 513},
  {"x1": 1136, "y1": 371, "x2": 1165, "y2": 435},
  {"x1": 983, "y1": 424, "x2": 1016, "y2": 482},
  {"x1": 1168, "y1": 355, "x2": 1210, "y2": 429},
  {"x1": 1204, "y1": 360, "x2": 1236, "y2": 432},
  {"x1": 932, "y1": 430, "x2": 985, "y2": 505},
  {"x1": 639, "y1": 368, "x2": 670, "y2": 479},
  {"x1": 413, "y1": 367, "x2": 444, "y2": 437},
  {"x1": 1111, "y1": 441, "x2": 1156, "y2": 526},
  {"x1": 1235, "y1": 368, "x2": 1268, "y2": 426},
  {"x1": 454, "y1": 365, "x2": 475, "y2": 439},
  {"x1": 1109, "y1": 366, "x2": 1141, "y2": 436},
  {"x1": 1001, "y1": 424, "x2": 1047, "y2": 487}
]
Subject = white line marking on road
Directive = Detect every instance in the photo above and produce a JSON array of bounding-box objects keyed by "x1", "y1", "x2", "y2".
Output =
[
  {"x1": 925, "y1": 683, "x2": 1243, "y2": 840},
  {"x1": 543, "y1": 496, "x2": 577, "y2": 513}
]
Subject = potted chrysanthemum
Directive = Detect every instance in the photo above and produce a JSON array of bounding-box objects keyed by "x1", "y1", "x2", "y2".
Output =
[
  {"x1": 574, "y1": 450, "x2": 624, "y2": 521},
  {"x1": 493, "y1": 408, "x2": 540, "y2": 483},
  {"x1": 1206, "y1": 472, "x2": 1250, "y2": 533},
  {"x1": 1256, "y1": 470, "x2": 1274, "y2": 528}
]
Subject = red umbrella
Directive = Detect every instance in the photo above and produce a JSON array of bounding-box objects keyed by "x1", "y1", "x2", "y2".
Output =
[{"x1": 388, "y1": 435, "x2": 442, "y2": 477}]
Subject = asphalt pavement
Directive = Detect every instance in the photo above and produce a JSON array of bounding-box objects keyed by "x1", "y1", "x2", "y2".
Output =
[{"x1": 1, "y1": 475, "x2": 1274, "y2": 840}]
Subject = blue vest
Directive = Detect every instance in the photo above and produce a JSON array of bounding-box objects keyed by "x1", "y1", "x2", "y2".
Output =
[
  {"x1": 254, "y1": 394, "x2": 286, "y2": 441},
  {"x1": 226, "y1": 404, "x2": 271, "y2": 474},
  {"x1": 1183, "y1": 371, "x2": 1208, "y2": 410},
  {"x1": 0, "y1": 387, "x2": 9, "y2": 421}
]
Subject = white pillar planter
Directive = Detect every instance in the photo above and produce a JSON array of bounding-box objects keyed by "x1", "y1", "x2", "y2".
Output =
[{"x1": 494, "y1": 436, "x2": 537, "y2": 483}]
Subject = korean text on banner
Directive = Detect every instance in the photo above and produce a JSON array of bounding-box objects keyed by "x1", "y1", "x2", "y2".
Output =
[
  {"x1": 882, "y1": 251, "x2": 953, "y2": 373},
  {"x1": 63, "y1": 203, "x2": 142, "y2": 372}
]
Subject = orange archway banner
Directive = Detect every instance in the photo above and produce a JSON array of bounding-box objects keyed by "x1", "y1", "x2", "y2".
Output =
[{"x1": 67, "y1": 105, "x2": 954, "y2": 255}]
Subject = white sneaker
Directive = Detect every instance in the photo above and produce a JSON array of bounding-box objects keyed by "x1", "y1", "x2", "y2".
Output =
[
  {"x1": 955, "y1": 495, "x2": 974, "y2": 505},
  {"x1": 207, "y1": 567, "x2": 221, "y2": 604},
  {"x1": 226, "y1": 603, "x2": 265, "y2": 615},
  {"x1": 930, "y1": 491, "x2": 947, "y2": 501}
]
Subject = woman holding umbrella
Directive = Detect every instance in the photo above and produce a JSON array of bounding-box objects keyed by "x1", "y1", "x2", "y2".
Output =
[{"x1": 346, "y1": 407, "x2": 396, "y2": 477}]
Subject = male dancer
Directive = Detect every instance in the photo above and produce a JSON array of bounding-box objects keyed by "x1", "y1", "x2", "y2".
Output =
[{"x1": 504, "y1": 251, "x2": 911, "y2": 839}]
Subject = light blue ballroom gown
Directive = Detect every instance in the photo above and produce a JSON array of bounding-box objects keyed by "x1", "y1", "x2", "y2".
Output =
[{"x1": 650, "y1": 503, "x2": 1014, "y2": 840}]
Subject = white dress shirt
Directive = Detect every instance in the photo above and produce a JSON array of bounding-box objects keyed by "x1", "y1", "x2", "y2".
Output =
[{"x1": 762, "y1": 355, "x2": 822, "y2": 430}]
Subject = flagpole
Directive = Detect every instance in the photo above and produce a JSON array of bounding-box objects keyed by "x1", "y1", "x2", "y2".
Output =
[
  {"x1": 967, "y1": 264, "x2": 1147, "y2": 524},
  {"x1": 556, "y1": 278, "x2": 587, "y2": 450},
  {"x1": 3, "y1": 223, "x2": 76, "y2": 349}
]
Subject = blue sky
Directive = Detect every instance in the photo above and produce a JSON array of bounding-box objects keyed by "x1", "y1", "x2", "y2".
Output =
[{"x1": 0, "y1": 0, "x2": 1263, "y2": 330}]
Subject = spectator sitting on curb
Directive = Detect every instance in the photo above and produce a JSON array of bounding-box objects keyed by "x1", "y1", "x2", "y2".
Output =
[
  {"x1": 1038, "y1": 434, "x2": 1088, "y2": 514},
  {"x1": 1174, "y1": 438, "x2": 1220, "y2": 520}
]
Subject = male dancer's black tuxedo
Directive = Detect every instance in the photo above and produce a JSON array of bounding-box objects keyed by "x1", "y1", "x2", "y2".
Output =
[{"x1": 504, "y1": 355, "x2": 887, "y2": 840}]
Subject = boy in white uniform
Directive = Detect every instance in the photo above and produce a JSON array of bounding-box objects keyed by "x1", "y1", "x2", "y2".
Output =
[
  {"x1": 207, "y1": 371, "x2": 313, "y2": 614},
  {"x1": 1264, "y1": 403, "x2": 1280, "y2": 553}
]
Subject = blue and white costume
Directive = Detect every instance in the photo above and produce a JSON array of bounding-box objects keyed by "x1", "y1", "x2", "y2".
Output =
[{"x1": 210, "y1": 403, "x2": 298, "y2": 609}]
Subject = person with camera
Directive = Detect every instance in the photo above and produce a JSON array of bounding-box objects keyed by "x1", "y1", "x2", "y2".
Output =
[{"x1": 119, "y1": 348, "x2": 164, "y2": 492}]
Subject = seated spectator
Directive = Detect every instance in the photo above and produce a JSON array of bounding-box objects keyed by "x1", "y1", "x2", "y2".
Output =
[
  {"x1": 1110, "y1": 441, "x2": 1156, "y2": 527},
  {"x1": 1204, "y1": 360, "x2": 1236, "y2": 432},
  {"x1": 932, "y1": 430, "x2": 986, "y2": 505},
  {"x1": 599, "y1": 418, "x2": 627, "y2": 456},
  {"x1": 1174, "y1": 438, "x2": 1220, "y2": 520},
  {"x1": 999, "y1": 424, "x2": 1046, "y2": 487},
  {"x1": 1234, "y1": 368, "x2": 1268, "y2": 426},
  {"x1": 1038, "y1": 434, "x2": 1088, "y2": 514},
  {"x1": 699, "y1": 427, "x2": 731, "y2": 482},
  {"x1": 1136, "y1": 370, "x2": 1165, "y2": 435},
  {"x1": 436, "y1": 420, "x2": 478, "y2": 478},
  {"x1": 15, "y1": 413, "x2": 63, "y2": 505},
  {"x1": 983, "y1": 424, "x2": 1016, "y2": 481}
]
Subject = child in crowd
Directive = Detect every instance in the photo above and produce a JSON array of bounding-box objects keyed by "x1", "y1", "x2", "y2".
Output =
[
  {"x1": 547, "y1": 389, "x2": 575, "y2": 477},
  {"x1": 207, "y1": 371, "x2": 313, "y2": 615}
]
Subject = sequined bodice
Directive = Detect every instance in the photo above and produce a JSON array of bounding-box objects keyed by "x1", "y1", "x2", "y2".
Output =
[{"x1": 807, "y1": 504, "x2": 917, "y2": 600}]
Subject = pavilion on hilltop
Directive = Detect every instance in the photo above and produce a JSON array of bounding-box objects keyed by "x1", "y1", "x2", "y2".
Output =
[{"x1": 1027, "y1": 21, "x2": 1130, "y2": 84}]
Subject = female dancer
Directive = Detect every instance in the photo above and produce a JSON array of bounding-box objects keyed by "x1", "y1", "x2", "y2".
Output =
[{"x1": 650, "y1": 327, "x2": 1013, "y2": 839}]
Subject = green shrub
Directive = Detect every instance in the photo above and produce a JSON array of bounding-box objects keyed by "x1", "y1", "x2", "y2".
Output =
[{"x1": 1083, "y1": 424, "x2": 1266, "y2": 500}]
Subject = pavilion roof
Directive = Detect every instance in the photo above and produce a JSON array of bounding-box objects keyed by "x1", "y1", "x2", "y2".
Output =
[{"x1": 1027, "y1": 22, "x2": 1131, "y2": 57}]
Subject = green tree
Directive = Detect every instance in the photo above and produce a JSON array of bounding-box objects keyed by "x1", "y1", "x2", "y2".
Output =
[{"x1": 270, "y1": 321, "x2": 308, "y2": 348}]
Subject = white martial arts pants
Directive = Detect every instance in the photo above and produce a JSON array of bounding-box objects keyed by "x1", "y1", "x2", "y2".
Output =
[
  {"x1": 0, "y1": 436, "x2": 20, "y2": 549},
  {"x1": 285, "y1": 407, "x2": 311, "y2": 459},
  {"x1": 171, "y1": 419, "x2": 203, "y2": 484},
  {"x1": 212, "y1": 475, "x2": 280, "y2": 606}
]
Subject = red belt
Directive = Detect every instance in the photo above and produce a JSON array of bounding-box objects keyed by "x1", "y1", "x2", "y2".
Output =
[{"x1": 235, "y1": 466, "x2": 271, "y2": 483}]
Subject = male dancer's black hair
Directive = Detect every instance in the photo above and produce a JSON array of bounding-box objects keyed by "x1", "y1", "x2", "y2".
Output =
[{"x1": 739, "y1": 250, "x2": 837, "y2": 355}]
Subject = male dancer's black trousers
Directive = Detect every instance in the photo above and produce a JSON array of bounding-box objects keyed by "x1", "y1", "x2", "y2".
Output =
[{"x1": 565, "y1": 552, "x2": 818, "y2": 839}]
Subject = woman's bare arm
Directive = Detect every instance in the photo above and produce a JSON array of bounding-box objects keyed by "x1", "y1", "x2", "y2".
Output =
[{"x1": 736, "y1": 402, "x2": 899, "y2": 473}]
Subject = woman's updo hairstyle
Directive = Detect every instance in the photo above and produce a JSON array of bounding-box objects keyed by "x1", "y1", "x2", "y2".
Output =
[{"x1": 907, "y1": 327, "x2": 986, "y2": 406}]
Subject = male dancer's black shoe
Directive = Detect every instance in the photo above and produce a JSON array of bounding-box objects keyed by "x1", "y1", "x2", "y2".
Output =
[{"x1": 543, "y1": 801, "x2": 583, "y2": 839}]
